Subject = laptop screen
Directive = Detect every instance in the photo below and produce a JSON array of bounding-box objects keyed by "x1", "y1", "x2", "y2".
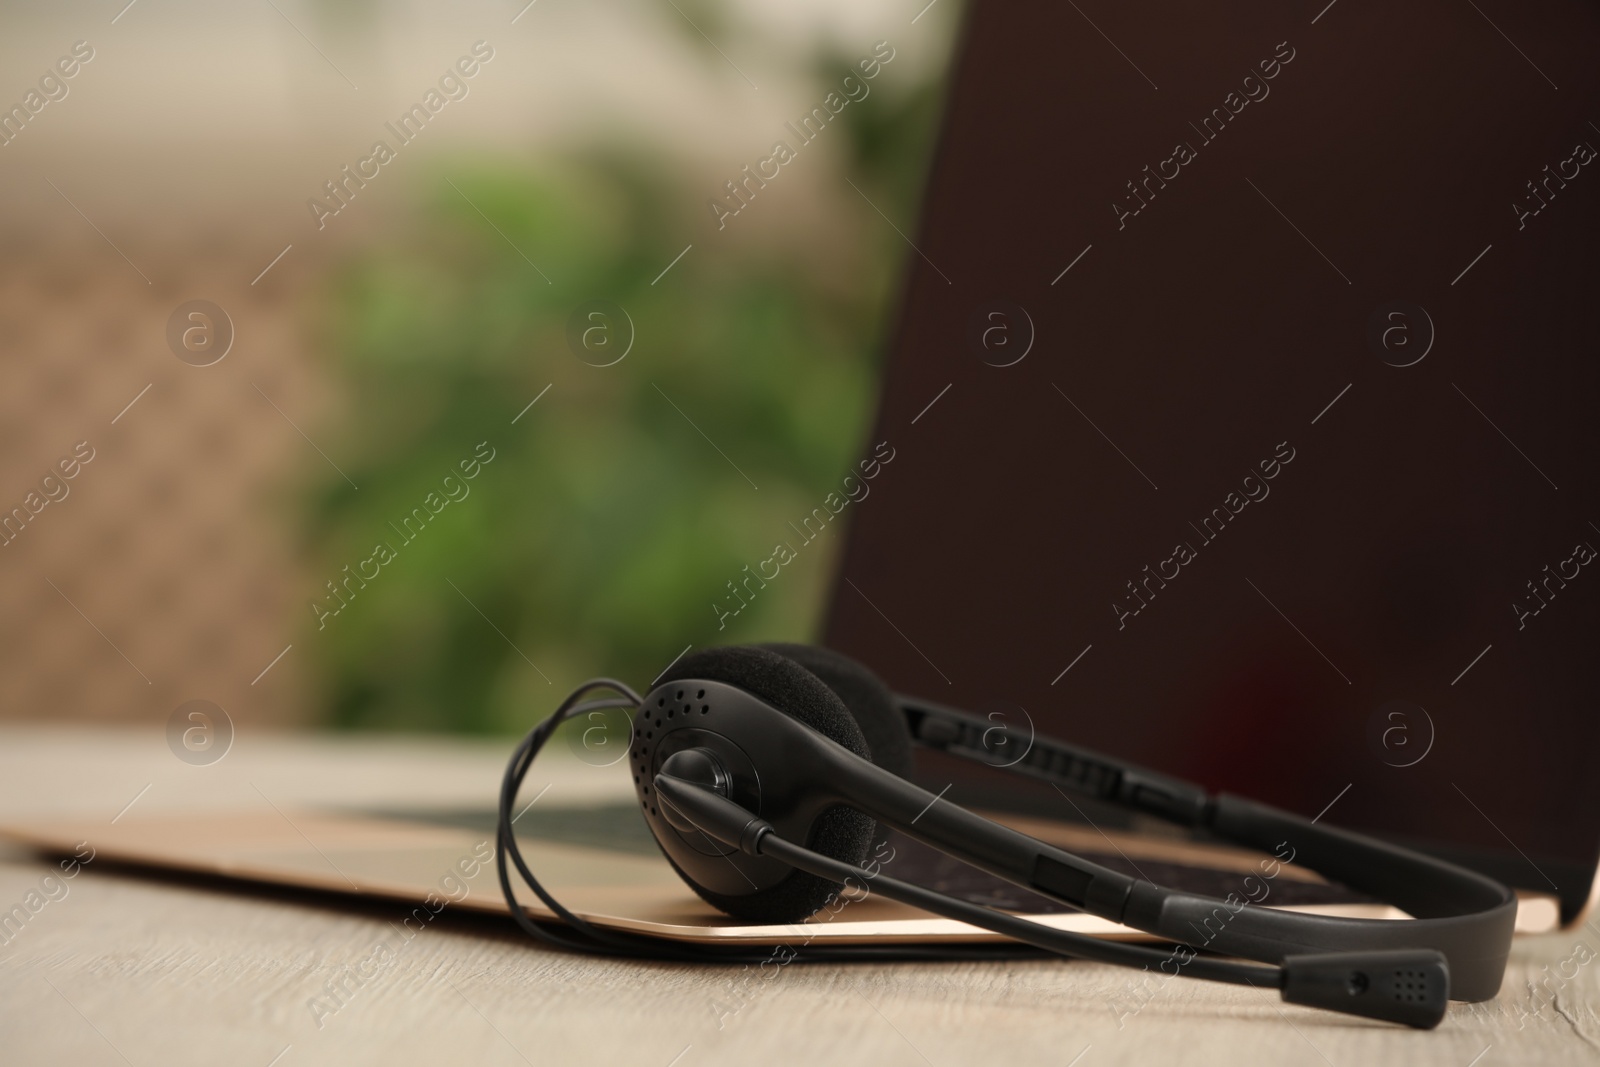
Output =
[{"x1": 823, "y1": 0, "x2": 1600, "y2": 918}]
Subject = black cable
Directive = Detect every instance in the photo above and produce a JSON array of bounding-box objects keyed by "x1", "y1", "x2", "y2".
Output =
[{"x1": 495, "y1": 681, "x2": 1051, "y2": 964}]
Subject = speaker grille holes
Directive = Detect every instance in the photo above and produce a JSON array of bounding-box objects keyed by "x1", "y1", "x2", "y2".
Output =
[{"x1": 1390, "y1": 969, "x2": 1428, "y2": 1002}]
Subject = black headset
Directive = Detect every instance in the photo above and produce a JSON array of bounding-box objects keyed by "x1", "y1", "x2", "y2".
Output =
[{"x1": 497, "y1": 644, "x2": 1517, "y2": 1029}]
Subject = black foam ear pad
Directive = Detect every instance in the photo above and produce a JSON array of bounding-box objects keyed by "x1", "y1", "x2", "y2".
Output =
[
  {"x1": 656, "y1": 645, "x2": 876, "y2": 923},
  {"x1": 758, "y1": 643, "x2": 914, "y2": 782}
]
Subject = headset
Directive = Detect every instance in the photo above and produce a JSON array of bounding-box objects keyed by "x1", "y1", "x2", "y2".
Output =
[{"x1": 497, "y1": 644, "x2": 1518, "y2": 1029}]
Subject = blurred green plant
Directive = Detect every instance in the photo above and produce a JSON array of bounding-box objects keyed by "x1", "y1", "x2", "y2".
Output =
[{"x1": 302, "y1": 44, "x2": 949, "y2": 733}]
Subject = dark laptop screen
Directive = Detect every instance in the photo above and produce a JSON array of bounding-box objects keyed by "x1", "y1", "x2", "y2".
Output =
[{"x1": 823, "y1": 0, "x2": 1600, "y2": 918}]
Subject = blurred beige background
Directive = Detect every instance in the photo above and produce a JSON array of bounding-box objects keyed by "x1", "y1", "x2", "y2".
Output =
[{"x1": 0, "y1": 0, "x2": 955, "y2": 730}]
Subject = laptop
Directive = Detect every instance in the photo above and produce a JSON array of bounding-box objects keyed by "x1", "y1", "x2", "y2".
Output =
[
  {"x1": 820, "y1": 0, "x2": 1600, "y2": 931},
  {"x1": 5, "y1": 0, "x2": 1596, "y2": 943}
]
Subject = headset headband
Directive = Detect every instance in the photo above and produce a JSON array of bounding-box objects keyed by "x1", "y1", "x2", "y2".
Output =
[{"x1": 896, "y1": 694, "x2": 1517, "y2": 1001}]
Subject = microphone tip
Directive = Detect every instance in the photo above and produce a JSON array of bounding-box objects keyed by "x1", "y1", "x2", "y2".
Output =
[{"x1": 1280, "y1": 949, "x2": 1449, "y2": 1028}]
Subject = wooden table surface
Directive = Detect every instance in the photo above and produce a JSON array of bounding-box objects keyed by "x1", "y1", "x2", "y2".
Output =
[{"x1": 0, "y1": 726, "x2": 1595, "y2": 1066}]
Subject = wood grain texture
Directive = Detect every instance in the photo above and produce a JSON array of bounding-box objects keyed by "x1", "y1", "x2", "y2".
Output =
[{"x1": 0, "y1": 729, "x2": 1596, "y2": 1066}]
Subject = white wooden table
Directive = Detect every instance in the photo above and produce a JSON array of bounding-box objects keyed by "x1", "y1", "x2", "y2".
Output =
[{"x1": 0, "y1": 727, "x2": 1594, "y2": 1066}]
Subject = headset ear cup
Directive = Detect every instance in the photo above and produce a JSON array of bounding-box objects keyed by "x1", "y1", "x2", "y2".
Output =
[
  {"x1": 758, "y1": 643, "x2": 915, "y2": 782},
  {"x1": 655, "y1": 645, "x2": 875, "y2": 924}
]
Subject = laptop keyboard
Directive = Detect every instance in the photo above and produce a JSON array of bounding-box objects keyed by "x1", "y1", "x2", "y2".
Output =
[{"x1": 879, "y1": 829, "x2": 1373, "y2": 914}]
